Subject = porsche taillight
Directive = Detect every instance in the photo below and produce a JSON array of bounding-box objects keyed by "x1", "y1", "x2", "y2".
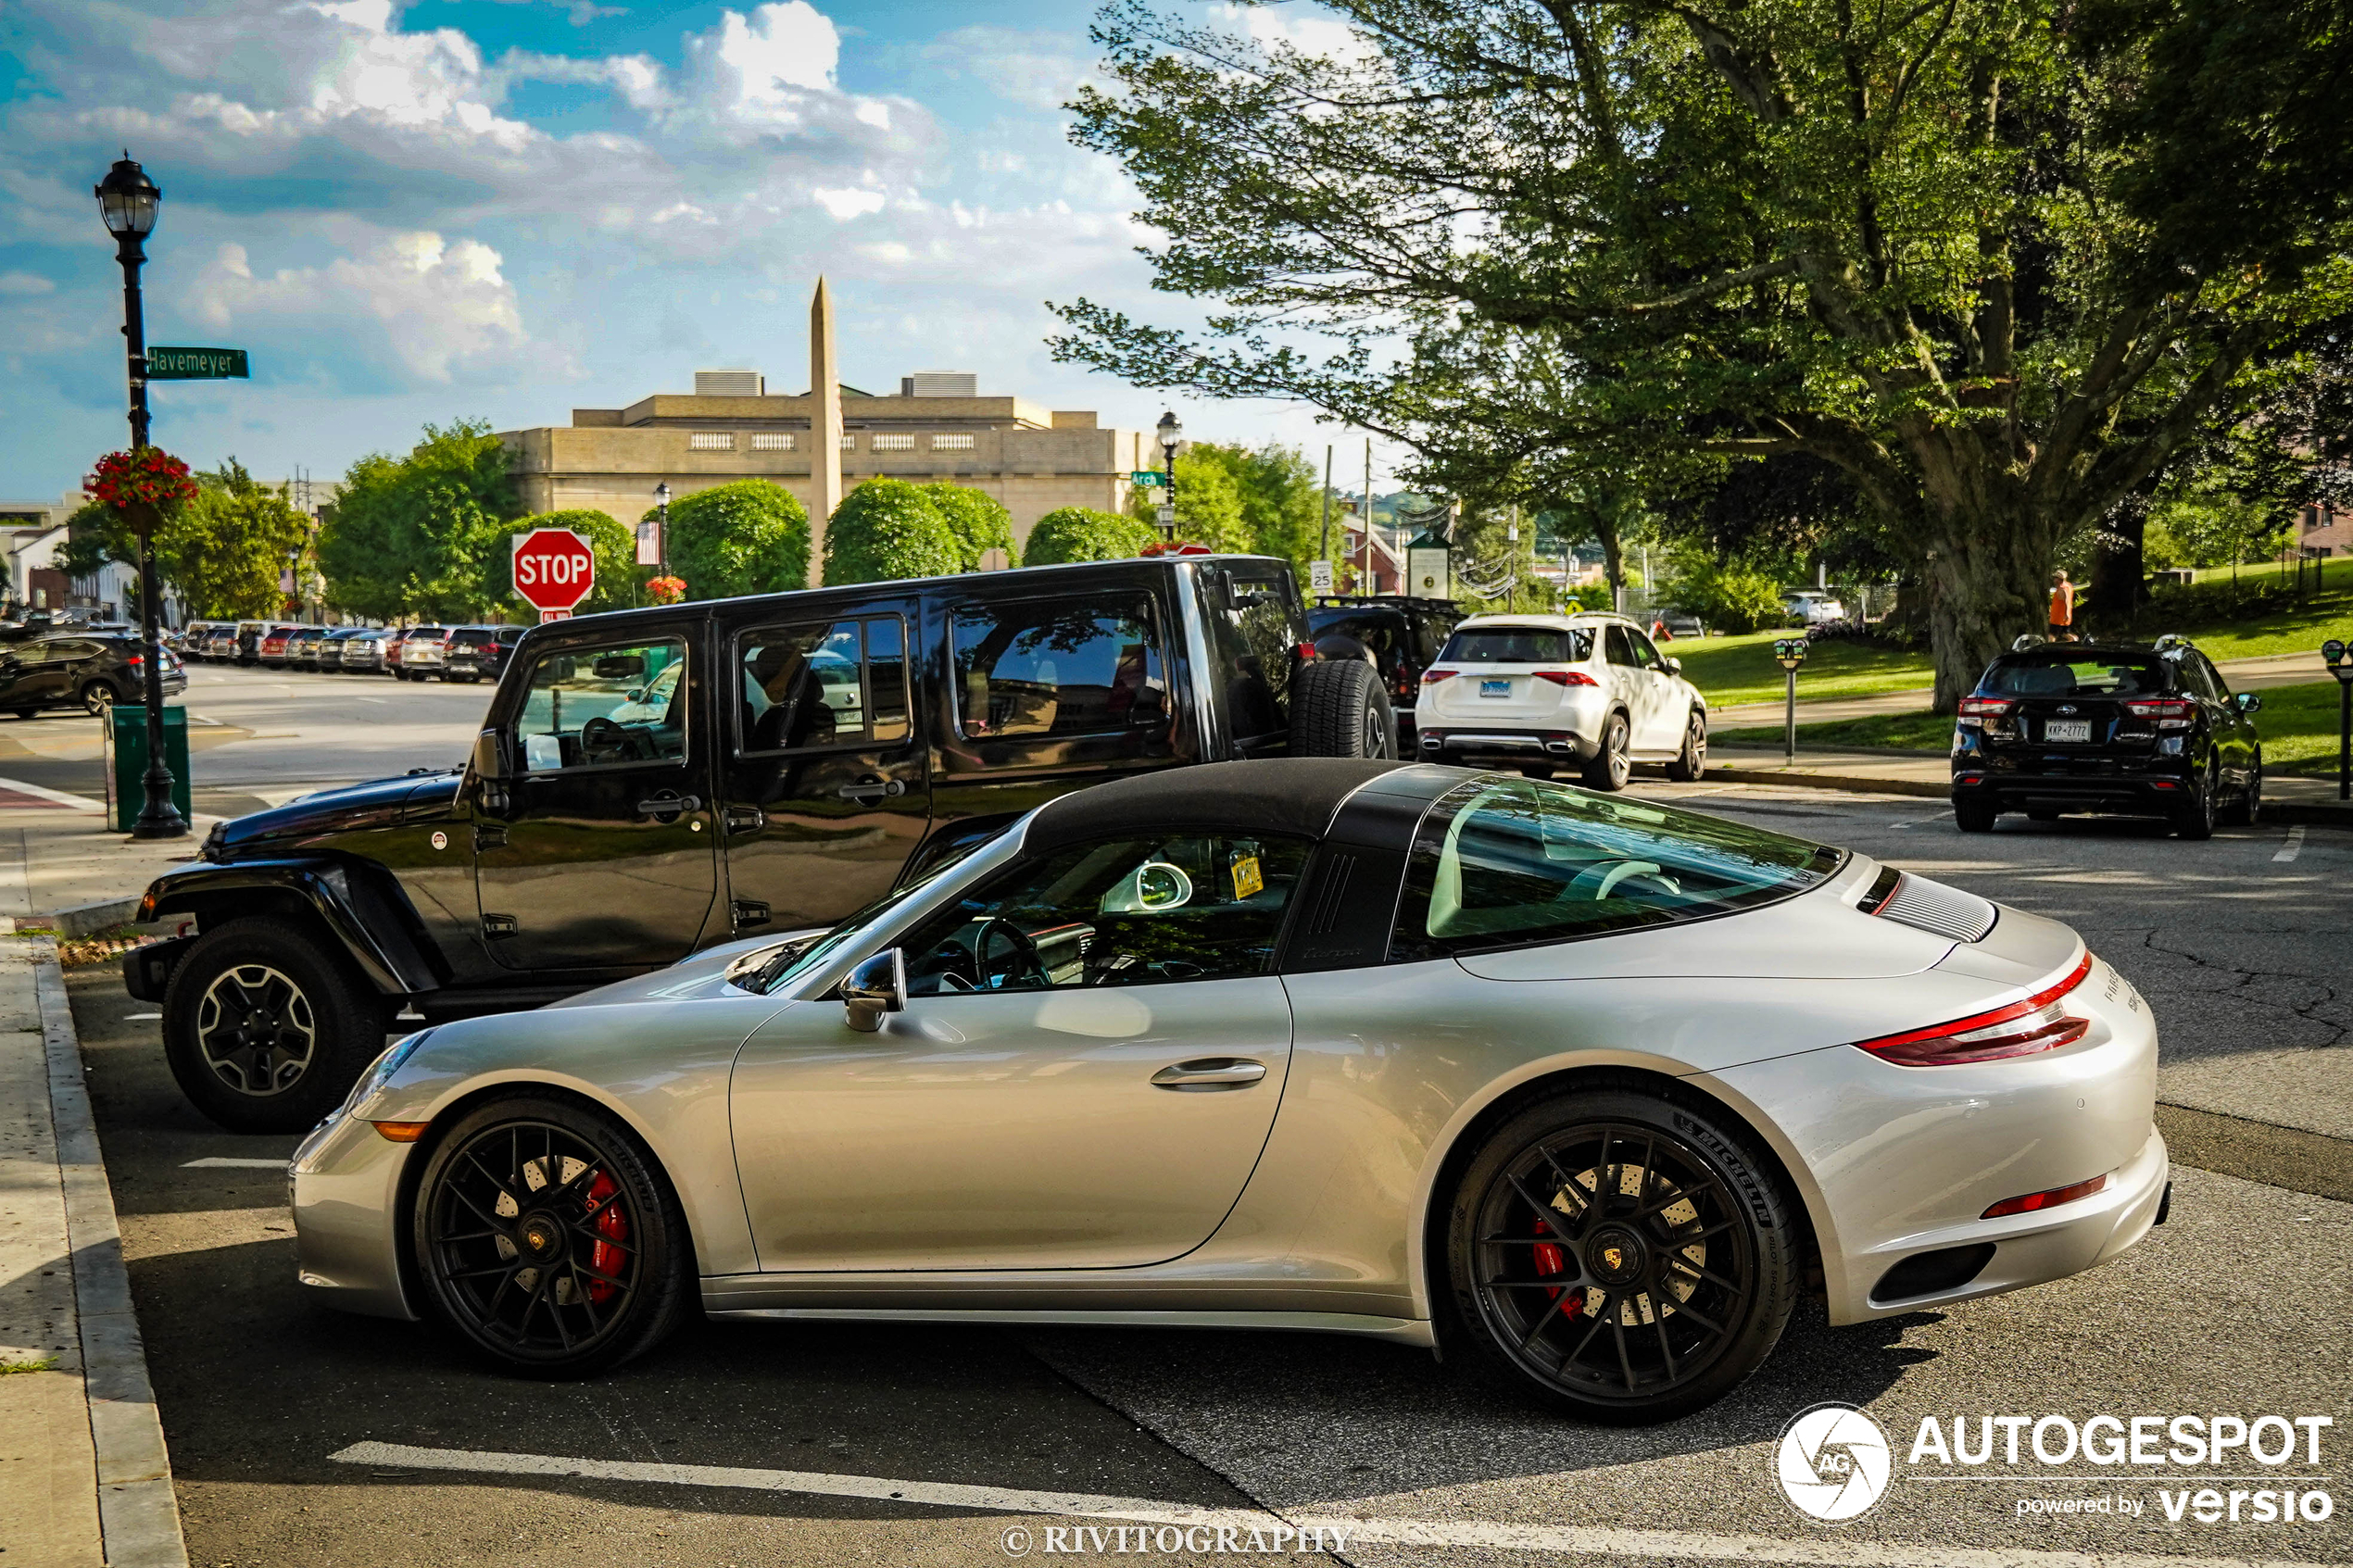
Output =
[{"x1": 1852, "y1": 951, "x2": 2095, "y2": 1067}]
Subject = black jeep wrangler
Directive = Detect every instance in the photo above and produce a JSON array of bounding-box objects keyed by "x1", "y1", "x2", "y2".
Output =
[{"x1": 131, "y1": 554, "x2": 1394, "y2": 1131}]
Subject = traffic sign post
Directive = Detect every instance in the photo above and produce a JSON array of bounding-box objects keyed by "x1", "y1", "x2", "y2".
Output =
[
  {"x1": 1309, "y1": 559, "x2": 1335, "y2": 596},
  {"x1": 510, "y1": 528, "x2": 596, "y2": 621}
]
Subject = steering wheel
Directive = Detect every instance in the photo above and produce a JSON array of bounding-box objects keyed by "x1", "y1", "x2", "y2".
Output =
[
  {"x1": 971, "y1": 917, "x2": 1052, "y2": 991},
  {"x1": 1564, "y1": 859, "x2": 1680, "y2": 901},
  {"x1": 579, "y1": 715, "x2": 626, "y2": 760}
]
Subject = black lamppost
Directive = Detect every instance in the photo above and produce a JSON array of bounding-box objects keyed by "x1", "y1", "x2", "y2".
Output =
[
  {"x1": 652, "y1": 482, "x2": 671, "y2": 574},
  {"x1": 1154, "y1": 410, "x2": 1182, "y2": 544},
  {"x1": 96, "y1": 153, "x2": 185, "y2": 839}
]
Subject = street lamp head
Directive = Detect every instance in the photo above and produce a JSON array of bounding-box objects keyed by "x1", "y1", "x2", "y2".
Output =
[
  {"x1": 653, "y1": 481, "x2": 672, "y2": 507},
  {"x1": 1155, "y1": 410, "x2": 1182, "y2": 452},
  {"x1": 95, "y1": 153, "x2": 161, "y2": 241}
]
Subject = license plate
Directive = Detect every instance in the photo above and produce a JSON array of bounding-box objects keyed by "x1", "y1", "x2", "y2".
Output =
[
  {"x1": 2046, "y1": 720, "x2": 2092, "y2": 744},
  {"x1": 1479, "y1": 679, "x2": 1513, "y2": 697}
]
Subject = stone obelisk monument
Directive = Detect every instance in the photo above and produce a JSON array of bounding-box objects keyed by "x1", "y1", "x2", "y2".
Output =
[{"x1": 810, "y1": 276, "x2": 844, "y2": 571}]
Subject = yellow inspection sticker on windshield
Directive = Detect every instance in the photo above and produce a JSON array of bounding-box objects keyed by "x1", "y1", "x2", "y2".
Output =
[{"x1": 1230, "y1": 854, "x2": 1264, "y2": 900}]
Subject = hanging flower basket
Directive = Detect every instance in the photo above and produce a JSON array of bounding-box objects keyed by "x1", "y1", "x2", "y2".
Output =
[
  {"x1": 646, "y1": 574, "x2": 687, "y2": 605},
  {"x1": 86, "y1": 447, "x2": 198, "y2": 534}
]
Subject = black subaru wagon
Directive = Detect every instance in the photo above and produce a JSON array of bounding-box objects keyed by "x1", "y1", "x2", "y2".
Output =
[{"x1": 1950, "y1": 636, "x2": 2261, "y2": 838}]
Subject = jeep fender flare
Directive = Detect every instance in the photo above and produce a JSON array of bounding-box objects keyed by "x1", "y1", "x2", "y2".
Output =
[{"x1": 137, "y1": 858, "x2": 440, "y2": 997}]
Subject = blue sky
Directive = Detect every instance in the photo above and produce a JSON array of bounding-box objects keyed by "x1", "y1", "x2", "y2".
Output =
[{"x1": 0, "y1": 0, "x2": 1390, "y2": 499}]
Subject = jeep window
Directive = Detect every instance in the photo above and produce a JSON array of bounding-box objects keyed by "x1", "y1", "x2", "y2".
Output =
[
  {"x1": 1982, "y1": 654, "x2": 2166, "y2": 698},
  {"x1": 1440, "y1": 626, "x2": 1591, "y2": 663},
  {"x1": 513, "y1": 638, "x2": 689, "y2": 771},
  {"x1": 950, "y1": 596, "x2": 1166, "y2": 746},
  {"x1": 738, "y1": 617, "x2": 910, "y2": 752},
  {"x1": 1206, "y1": 568, "x2": 1299, "y2": 743},
  {"x1": 1391, "y1": 777, "x2": 1841, "y2": 959}
]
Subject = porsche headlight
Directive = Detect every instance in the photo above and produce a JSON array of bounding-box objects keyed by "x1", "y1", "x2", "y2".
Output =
[{"x1": 344, "y1": 1028, "x2": 433, "y2": 1114}]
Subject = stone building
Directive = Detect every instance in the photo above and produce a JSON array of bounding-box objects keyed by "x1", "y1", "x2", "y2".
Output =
[{"x1": 499, "y1": 377, "x2": 1151, "y2": 550}]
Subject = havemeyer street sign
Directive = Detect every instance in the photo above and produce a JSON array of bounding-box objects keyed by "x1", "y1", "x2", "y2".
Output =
[
  {"x1": 147, "y1": 346, "x2": 249, "y2": 380},
  {"x1": 510, "y1": 529, "x2": 595, "y2": 620}
]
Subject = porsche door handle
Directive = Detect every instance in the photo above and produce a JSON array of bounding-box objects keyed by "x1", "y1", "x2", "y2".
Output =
[{"x1": 1150, "y1": 1058, "x2": 1267, "y2": 1091}]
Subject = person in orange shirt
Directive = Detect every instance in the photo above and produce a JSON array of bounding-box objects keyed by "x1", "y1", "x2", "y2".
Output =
[{"x1": 2047, "y1": 570, "x2": 2075, "y2": 642}]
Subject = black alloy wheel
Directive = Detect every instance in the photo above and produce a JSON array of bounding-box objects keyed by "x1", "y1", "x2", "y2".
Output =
[
  {"x1": 414, "y1": 1098, "x2": 691, "y2": 1375},
  {"x1": 1447, "y1": 1089, "x2": 1797, "y2": 1424},
  {"x1": 193, "y1": 961, "x2": 315, "y2": 1096},
  {"x1": 2221, "y1": 749, "x2": 2261, "y2": 827},
  {"x1": 80, "y1": 680, "x2": 117, "y2": 716},
  {"x1": 160, "y1": 917, "x2": 394, "y2": 1134},
  {"x1": 1581, "y1": 712, "x2": 1632, "y2": 792},
  {"x1": 2174, "y1": 759, "x2": 2217, "y2": 841}
]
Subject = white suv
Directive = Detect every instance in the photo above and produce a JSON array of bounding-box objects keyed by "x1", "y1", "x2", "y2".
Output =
[{"x1": 1414, "y1": 613, "x2": 1707, "y2": 790}]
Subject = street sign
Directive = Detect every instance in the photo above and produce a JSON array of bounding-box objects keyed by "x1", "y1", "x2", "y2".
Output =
[
  {"x1": 540, "y1": 609, "x2": 573, "y2": 624},
  {"x1": 1308, "y1": 560, "x2": 1335, "y2": 596},
  {"x1": 1155, "y1": 505, "x2": 1176, "y2": 527},
  {"x1": 146, "y1": 346, "x2": 249, "y2": 381},
  {"x1": 1131, "y1": 470, "x2": 1168, "y2": 486},
  {"x1": 510, "y1": 528, "x2": 596, "y2": 614}
]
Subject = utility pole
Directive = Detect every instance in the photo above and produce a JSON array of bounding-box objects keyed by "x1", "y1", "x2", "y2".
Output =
[
  {"x1": 1363, "y1": 438, "x2": 1374, "y2": 591},
  {"x1": 1318, "y1": 445, "x2": 1333, "y2": 561}
]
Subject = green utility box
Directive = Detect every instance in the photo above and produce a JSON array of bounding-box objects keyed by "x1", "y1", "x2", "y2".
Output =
[{"x1": 101, "y1": 705, "x2": 192, "y2": 833}]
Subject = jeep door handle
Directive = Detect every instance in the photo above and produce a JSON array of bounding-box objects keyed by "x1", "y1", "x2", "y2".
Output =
[
  {"x1": 636, "y1": 793, "x2": 701, "y2": 822},
  {"x1": 837, "y1": 777, "x2": 907, "y2": 803},
  {"x1": 1150, "y1": 1059, "x2": 1267, "y2": 1091},
  {"x1": 724, "y1": 804, "x2": 766, "y2": 834}
]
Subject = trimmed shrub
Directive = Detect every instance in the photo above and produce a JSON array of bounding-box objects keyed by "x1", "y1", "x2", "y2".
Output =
[
  {"x1": 1659, "y1": 559, "x2": 1790, "y2": 633},
  {"x1": 660, "y1": 481, "x2": 811, "y2": 601},
  {"x1": 1023, "y1": 506, "x2": 1154, "y2": 566},
  {"x1": 823, "y1": 478, "x2": 962, "y2": 585},
  {"x1": 485, "y1": 509, "x2": 643, "y2": 615},
  {"x1": 924, "y1": 484, "x2": 1017, "y2": 571}
]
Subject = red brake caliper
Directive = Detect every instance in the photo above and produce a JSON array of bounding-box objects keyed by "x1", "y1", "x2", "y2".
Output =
[
  {"x1": 585, "y1": 1173, "x2": 629, "y2": 1303},
  {"x1": 1534, "y1": 1214, "x2": 1584, "y2": 1319}
]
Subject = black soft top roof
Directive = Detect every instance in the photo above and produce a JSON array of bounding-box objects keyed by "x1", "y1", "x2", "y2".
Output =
[{"x1": 1024, "y1": 759, "x2": 1414, "y2": 850}]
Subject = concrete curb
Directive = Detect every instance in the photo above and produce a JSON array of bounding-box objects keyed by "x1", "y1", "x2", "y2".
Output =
[
  {"x1": 2258, "y1": 798, "x2": 2353, "y2": 826},
  {"x1": 34, "y1": 936, "x2": 188, "y2": 1568},
  {"x1": 1702, "y1": 765, "x2": 1950, "y2": 799},
  {"x1": 49, "y1": 898, "x2": 146, "y2": 940}
]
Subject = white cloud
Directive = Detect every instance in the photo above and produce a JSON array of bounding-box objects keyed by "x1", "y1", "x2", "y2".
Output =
[
  {"x1": 0, "y1": 272, "x2": 57, "y2": 295},
  {"x1": 918, "y1": 28, "x2": 1096, "y2": 112},
  {"x1": 812, "y1": 186, "x2": 886, "y2": 220},
  {"x1": 1211, "y1": 4, "x2": 1378, "y2": 67},
  {"x1": 184, "y1": 231, "x2": 532, "y2": 386}
]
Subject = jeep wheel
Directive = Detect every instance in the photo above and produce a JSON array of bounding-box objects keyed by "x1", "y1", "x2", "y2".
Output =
[
  {"x1": 162, "y1": 917, "x2": 396, "y2": 1134},
  {"x1": 1290, "y1": 659, "x2": 1396, "y2": 759}
]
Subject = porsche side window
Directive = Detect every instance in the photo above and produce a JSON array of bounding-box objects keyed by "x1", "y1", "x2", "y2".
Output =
[
  {"x1": 513, "y1": 638, "x2": 688, "y2": 771},
  {"x1": 900, "y1": 834, "x2": 1310, "y2": 995},
  {"x1": 1391, "y1": 778, "x2": 1841, "y2": 959}
]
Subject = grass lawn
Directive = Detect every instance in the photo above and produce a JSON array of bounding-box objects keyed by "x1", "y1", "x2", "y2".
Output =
[
  {"x1": 1674, "y1": 576, "x2": 2353, "y2": 710},
  {"x1": 1717, "y1": 679, "x2": 2353, "y2": 773}
]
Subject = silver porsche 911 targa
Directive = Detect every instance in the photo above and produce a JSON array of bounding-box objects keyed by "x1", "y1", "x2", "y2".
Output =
[{"x1": 293, "y1": 759, "x2": 2167, "y2": 1423}]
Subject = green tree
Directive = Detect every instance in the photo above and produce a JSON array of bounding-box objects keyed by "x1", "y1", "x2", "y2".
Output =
[
  {"x1": 319, "y1": 421, "x2": 514, "y2": 621},
  {"x1": 822, "y1": 478, "x2": 961, "y2": 586},
  {"x1": 1127, "y1": 448, "x2": 1247, "y2": 551},
  {"x1": 1054, "y1": 0, "x2": 2353, "y2": 709},
  {"x1": 1022, "y1": 506, "x2": 1155, "y2": 566},
  {"x1": 1658, "y1": 556, "x2": 1791, "y2": 633},
  {"x1": 483, "y1": 509, "x2": 647, "y2": 617},
  {"x1": 923, "y1": 483, "x2": 1017, "y2": 571},
  {"x1": 660, "y1": 480, "x2": 812, "y2": 601},
  {"x1": 56, "y1": 500, "x2": 132, "y2": 585},
  {"x1": 167, "y1": 460, "x2": 313, "y2": 619},
  {"x1": 1189, "y1": 443, "x2": 1327, "y2": 568}
]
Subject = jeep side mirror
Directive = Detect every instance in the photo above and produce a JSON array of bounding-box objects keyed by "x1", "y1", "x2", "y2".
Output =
[
  {"x1": 471, "y1": 728, "x2": 508, "y2": 782},
  {"x1": 842, "y1": 948, "x2": 906, "y2": 1033}
]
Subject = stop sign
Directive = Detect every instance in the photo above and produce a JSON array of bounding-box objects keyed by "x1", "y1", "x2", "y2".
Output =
[{"x1": 510, "y1": 528, "x2": 596, "y2": 617}]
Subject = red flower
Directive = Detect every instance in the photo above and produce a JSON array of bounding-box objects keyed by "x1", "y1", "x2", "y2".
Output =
[
  {"x1": 86, "y1": 448, "x2": 200, "y2": 521},
  {"x1": 646, "y1": 574, "x2": 687, "y2": 604}
]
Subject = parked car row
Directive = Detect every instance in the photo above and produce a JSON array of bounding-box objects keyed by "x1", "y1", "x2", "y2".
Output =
[
  {"x1": 172, "y1": 621, "x2": 524, "y2": 681},
  {"x1": 0, "y1": 631, "x2": 185, "y2": 717}
]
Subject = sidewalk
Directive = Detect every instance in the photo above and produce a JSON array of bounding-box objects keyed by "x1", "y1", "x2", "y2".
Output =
[
  {"x1": 0, "y1": 933, "x2": 186, "y2": 1567},
  {"x1": 1706, "y1": 742, "x2": 2353, "y2": 822},
  {"x1": 0, "y1": 797, "x2": 210, "y2": 937},
  {"x1": 1709, "y1": 647, "x2": 2331, "y2": 730}
]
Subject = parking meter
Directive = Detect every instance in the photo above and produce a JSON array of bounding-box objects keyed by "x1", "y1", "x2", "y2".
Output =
[
  {"x1": 1773, "y1": 637, "x2": 1808, "y2": 762},
  {"x1": 2327, "y1": 640, "x2": 2352, "y2": 799}
]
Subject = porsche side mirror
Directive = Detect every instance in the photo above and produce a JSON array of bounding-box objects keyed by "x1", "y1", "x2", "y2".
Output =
[{"x1": 842, "y1": 947, "x2": 906, "y2": 1033}]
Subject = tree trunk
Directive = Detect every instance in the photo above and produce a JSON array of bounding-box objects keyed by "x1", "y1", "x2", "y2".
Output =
[
  {"x1": 1926, "y1": 513, "x2": 2048, "y2": 712},
  {"x1": 2089, "y1": 491, "x2": 2149, "y2": 640}
]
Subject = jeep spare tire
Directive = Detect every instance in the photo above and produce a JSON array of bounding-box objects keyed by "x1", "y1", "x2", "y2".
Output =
[{"x1": 1290, "y1": 657, "x2": 1396, "y2": 759}]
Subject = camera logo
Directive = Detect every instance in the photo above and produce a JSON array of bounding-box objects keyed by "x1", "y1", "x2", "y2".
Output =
[{"x1": 1778, "y1": 1402, "x2": 1893, "y2": 1523}]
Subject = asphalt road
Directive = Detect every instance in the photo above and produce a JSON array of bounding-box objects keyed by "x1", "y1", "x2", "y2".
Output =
[{"x1": 63, "y1": 779, "x2": 2353, "y2": 1567}]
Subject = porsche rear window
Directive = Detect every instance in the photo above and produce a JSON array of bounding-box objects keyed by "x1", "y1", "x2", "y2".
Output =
[
  {"x1": 1391, "y1": 778, "x2": 1842, "y2": 959},
  {"x1": 1439, "y1": 627, "x2": 1592, "y2": 663}
]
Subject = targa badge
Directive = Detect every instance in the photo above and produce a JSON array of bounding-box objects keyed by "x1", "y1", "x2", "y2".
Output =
[
  {"x1": 431, "y1": 832, "x2": 448, "y2": 851},
  {"x1": 1776, "y1": 1402, "x2": 1891, "y2": 1523}
]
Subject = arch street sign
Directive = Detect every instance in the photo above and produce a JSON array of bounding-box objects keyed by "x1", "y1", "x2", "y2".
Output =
[{"x1": 510, "y1": 528, "x2": 596, "y2": 622}]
